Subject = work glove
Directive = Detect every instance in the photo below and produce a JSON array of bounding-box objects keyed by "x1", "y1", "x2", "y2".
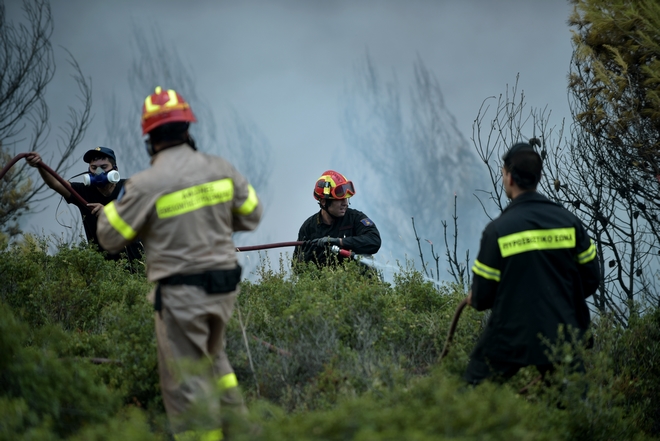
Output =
[{"x1": 307, "y1": 237, "x2": 341, "y2": 250}]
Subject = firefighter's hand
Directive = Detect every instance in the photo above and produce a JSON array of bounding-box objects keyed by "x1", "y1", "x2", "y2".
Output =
[
  {"x1": 25, "y1": 152, "x2": 42, "y2": 168},
  {"x1": 87, "y1": 203, "x2": 104, "y2": 217},
  {"x1": 308, "y1": 237, "x2": 341, "y2": 249}
]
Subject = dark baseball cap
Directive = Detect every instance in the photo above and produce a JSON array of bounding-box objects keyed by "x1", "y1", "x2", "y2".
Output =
[
  {"x1": 502, "y1": 142, "x2": 538, "y2": 163},
  {"x1": 83, "y1": 146, "x2": 116, "y2": 163}
]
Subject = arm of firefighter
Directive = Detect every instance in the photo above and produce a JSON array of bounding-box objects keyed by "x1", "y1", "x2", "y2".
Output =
[
  {"x1": 340, "y1": 216, "x2": 381, "y2": 254},
  {"x1": 470, "y1": 227, "x2": 500, "y2": 311},
  {"x1": 25, "y1": 152, "x2": 73, "y2": 200},
  {"x1": 575, "y1": 225, "x2": 600, "y2": 298},
  {"x1": 231, "y1": 175, "x2": 262, "y2": 231},
  {"x1": 97, "y1": 203, "x2": 136, "y2": 253},
  {"x1": 97, "y1": 182, "x2": 148, "y2": 254}
]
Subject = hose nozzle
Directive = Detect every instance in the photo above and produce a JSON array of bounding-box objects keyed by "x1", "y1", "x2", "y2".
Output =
[{"x1": 330, "y1": 245, "x2": 356, "y2": 260}]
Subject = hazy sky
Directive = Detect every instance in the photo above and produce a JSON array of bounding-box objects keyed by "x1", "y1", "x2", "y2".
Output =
[{"x1": 10, "y1": 0, "x2": 575, "y2": 278}]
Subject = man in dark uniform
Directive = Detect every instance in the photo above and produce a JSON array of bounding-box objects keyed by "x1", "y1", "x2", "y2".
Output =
[
  {"x1": 293, "y1": 170, "x2": 381, "y2": 268},
  {"x1": 465, "y1": 141, "x2": 600, "y2": 385},
  {"x1": 26, "y1": 147, "x2": 143, "y2": 262}
]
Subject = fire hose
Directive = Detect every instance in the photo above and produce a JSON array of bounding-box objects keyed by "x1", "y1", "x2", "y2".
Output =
[
  {"x1": 0, "y1": 154, "x2": 537, "y2": 390},
  {"x1": 235, "y1": 242, "x2": 358, "y2": 260},
  {"x1": 235, "y1": 241, "x2": 304, "y2": 252},
  {"x1": 2, "y1": 156, "x2": 536, "y2": 390},
  {"x1": 2, "y1": 154, "x2": 483, "y2": 382},
  {"x1": 236, "y1": 242, "x2": 363, "y2": 264},
  {"x1": 438, "y1": 297, "x2": 469, "y2": 363},
  {"x1": 0, "y1": 153, "x2": 90, "y2": 208}
]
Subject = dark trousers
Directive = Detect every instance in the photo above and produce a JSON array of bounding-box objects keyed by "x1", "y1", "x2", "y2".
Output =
[
  {"x1": 464, "y1": 348, "x2": 586, "y2": 386},
  {"x1": 464, "y1": 354, "x2": 554, "y2": 385}
]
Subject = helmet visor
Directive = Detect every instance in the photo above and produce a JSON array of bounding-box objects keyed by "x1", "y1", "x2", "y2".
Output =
[{"x1": 331, "y1": 181, "x2": 355, "y2": 199}]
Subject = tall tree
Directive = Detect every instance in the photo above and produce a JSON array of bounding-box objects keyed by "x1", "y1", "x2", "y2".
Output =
[
  {"x1": 569, "y1": 0, "x2": 660, "y2": 205},
  {"x1": 567, "y1": 0, "x2": 660, "y2": 321},
  {"x1": 342, "y1": 54, "x2": 488, "y2": 276},
  {"x1": 473, "y1": 74, "x2": 659, "y2": 326},
  {"x1": 0, "y1": 0, "x2": 92, "y2": 243}
]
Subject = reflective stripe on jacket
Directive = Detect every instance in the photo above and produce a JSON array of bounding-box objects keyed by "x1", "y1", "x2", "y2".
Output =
[
  {"x1": 470, "y1": 191, "x2": 600, "y2": 365},
  {"x1": 97, "y1": 144, "x2": 262, "y2": 282}
]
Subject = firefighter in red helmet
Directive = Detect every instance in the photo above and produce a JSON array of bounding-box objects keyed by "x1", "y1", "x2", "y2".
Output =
[
  {"x1": 97, "y1": 87, "x2": 262, "y2": 440},
  {"x1": 293, "y1": 170, "x2": 381, "y2": 268}
]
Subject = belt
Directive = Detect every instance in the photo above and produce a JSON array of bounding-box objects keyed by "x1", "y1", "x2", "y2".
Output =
[{"x1": 154, "y1": 266, "x2": 242, "y2": 311}]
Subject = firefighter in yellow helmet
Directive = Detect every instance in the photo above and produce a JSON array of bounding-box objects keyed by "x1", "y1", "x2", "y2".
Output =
[
  {"x1": 97, "y1": 87, "x2": 262, "y2": 440},
  {"x1": 293, "y1": 170, "x2": 381, "y2": 268}
]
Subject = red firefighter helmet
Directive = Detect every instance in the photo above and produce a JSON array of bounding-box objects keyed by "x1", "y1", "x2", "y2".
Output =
[
  {"x1": 141, "y1": 86, "x2": 197, "y2": 135},
  {"x1": 313, "y1": 170, "x2": 356, "y2": 201}
]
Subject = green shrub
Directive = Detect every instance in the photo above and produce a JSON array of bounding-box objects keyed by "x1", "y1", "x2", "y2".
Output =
[
  {"x1": 0, "y1": 237, "x2": 166, "y2": 439},
  {"x1": 66, "y1": 407, "x2": 166, "y2": 441},
  {"x1": 0, "y1": 236, "x2": 148, "y2": 331},
  {"x1": 611, "y1": 309, "x2": 660, "y2": 435},
  {"x1": 0, "y1": 303, "x2": 121, "y2": 439},
  {"x1": 228, "y1": 257, "x2": 477, "y2": 412},
  {"x1": 242, "y1": 373, "x2": 559, "y2": 441},
  {"x1": 1, "y1": 240, "x2": 658, "y2": 440}
]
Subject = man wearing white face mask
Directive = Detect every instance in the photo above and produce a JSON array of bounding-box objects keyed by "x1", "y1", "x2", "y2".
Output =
[{"x1": 26, "y1": 147, "x2": 143, "y2": 262}]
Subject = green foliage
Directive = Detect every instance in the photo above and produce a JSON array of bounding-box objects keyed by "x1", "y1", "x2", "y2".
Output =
[
  {"x1": 234, "y1": 313, "x2": 657, "y2": 441},
  {"x1": 612, "y1": 309, "x2": 660, "y2": 434},
  {"x1": 570, "y1": 0, "x2": 660, "y2": 129},
  {"x1": 501, "y1": 0, "x2": 660, "y2": 322},
  {"x1": 244, "y1": 375, "x2": 556, "y2": 441},
  {"x1": 229, "y1": 257, "x2": 478, "y2": 412},
  {"x1": 0, "y1": 303, "x2": 120, "y2": 439},
  {"x1": 569, "y1": 0, "x2": 660, "y2": 213},
  {"x1": 65, "y1": 408, "x2": 165, "y2": 441},
  {"x1": 1, "y1": 242, "x2": 659, "y2": 440},
  {"x1": 0, "y1": 238, "x2": 166, "y2": 440}
]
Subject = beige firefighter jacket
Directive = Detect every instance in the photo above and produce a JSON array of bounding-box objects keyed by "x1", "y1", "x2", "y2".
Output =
[{"x1": 97, "y1": 143, "x2": 262, "y2": 282}]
